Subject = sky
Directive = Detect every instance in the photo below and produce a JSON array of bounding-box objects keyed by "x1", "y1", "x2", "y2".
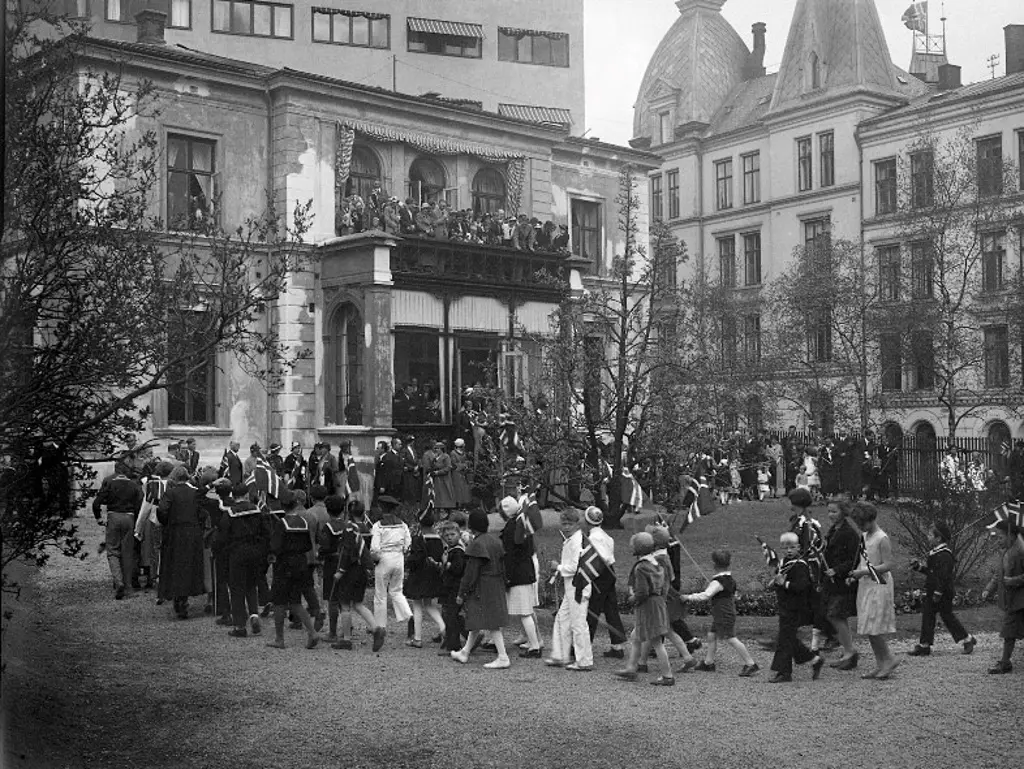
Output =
[{"x1": 584, "y1": 0, "x2": 1022, "y2": 146}]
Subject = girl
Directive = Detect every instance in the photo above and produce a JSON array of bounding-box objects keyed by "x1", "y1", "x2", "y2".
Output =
[
  {"x1": 756, "y1": 465, "x2": 770, "y2": 502},
  {"x1": 981, "y1": 515, "x2": 1024, "y2": 674},
  {"x1": 715, "y1": 459, "x2": 731, "y2": 506},
  {"x1": 614, "y1": 532, "x2": 674, "y2": 685},
  {"x1": 498, "y1": 496, "x2": 543, "y2": 658},
  {"x1": 450, "y1": 511, "x2": 511, "y2": 669},
  {"x1": 848, "y1": 502, "x2": 898, "y2": 679},
  {"x1": 822, "y1": 499, "x2": 861, "y2": 669},
  {"x1": 404, "y1": 512, "x2": 446, "y2": 648}
]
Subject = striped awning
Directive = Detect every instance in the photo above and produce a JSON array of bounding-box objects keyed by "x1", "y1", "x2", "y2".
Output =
[
  {"x1": 498, "y1": 104, "x2": 573, "y2": 126},
  {"x1": 407, "y1": 17, "x2": 484, "y2": 38}
]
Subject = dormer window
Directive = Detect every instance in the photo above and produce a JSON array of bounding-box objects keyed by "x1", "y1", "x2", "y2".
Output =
[
  {"x1": 810, "y1": 52, "x2": 821, "y2": 89},
  {"x1": 658, "y1": 112, "x2": 672, "y2": 145}
]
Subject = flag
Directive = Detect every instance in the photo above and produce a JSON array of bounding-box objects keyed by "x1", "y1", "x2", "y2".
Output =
[
  {"x1": 1000, "y1": 441, "x2": 1012, "y2": 458},
  {"x1": 901, "y1": 2, "x2": 927, "y2": 33},
  {"x1": 572, "y1": 535, "x2": 613, "y2": 600},
  {"x1": 218, "y1": 449, "x2": 229, "y2": 478},
  {"x1": 756, "y1": 535, "x2": 779, "y2": 571},
  {"x1": 682, "y1": 476, "x2": 713, "y2": 525},
  {"x1": 514, "y1": 493, "x2": 543, "y2": 541},
  {"x1": 986, "y1": 500, "x2": 1023, "y2": 532},
  {"x1": 858, "y1": 535, "x2": 886, "y2": 584},
  {"x1": 246, "y1": 458, "x2": 280, "y2": 511}
]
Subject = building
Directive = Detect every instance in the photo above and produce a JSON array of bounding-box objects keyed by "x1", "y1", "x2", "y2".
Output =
[
  {"x1": 75, "y1": 11, "x2": 655, "y2": 500},
  {"x1": 632, "y1": 0, "x2": 1024, "y2": 448},
  {"x1": 65, "y1": 0, "x2": 585, "y2": 133}
]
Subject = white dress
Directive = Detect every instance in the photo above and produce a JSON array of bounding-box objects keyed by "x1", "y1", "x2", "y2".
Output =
[{"x1": 856, "y1": 528, "x2": 896, "y2": 635}]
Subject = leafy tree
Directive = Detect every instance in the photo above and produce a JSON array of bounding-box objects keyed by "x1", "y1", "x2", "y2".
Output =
[{"x1": 1, "y1": 6, "x2": 311, "y2": 599}]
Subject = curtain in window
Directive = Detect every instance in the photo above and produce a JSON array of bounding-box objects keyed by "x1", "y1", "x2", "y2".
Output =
[{"x1": 170, "y1": 0, "x2": 189, "y2": 27}]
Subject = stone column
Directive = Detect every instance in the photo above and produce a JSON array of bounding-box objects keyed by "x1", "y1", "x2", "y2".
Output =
[{"x1": 363, "y1": 285, "x2": 393, "y2": 429}]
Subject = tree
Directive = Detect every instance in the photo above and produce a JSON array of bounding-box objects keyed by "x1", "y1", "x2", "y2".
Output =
[{"x1": 1, "y1": 7, "x2": 311, "y2": 597}]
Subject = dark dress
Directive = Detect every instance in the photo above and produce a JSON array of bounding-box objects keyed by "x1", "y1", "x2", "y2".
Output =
[
  {"x1": 822, "y1": 517, "x2": 860, "y2": 619},
  {"x1": 818, "y1": 447, "x2": 839, "y2": 496},
  {"x1": 157, "y1": 482, "x2": 208, "y2": 599},
  {"x1": 375, "y1": 450, "x2": 403, "y2": 499},
  {"x1": 459, "y1": 532, "x2": 508, "y2": 631},
  {"x1": 405, "y1": 530, "x2": 445, "y2": 600},
  {"x1": 450, "y1": 449, "x2": 473, "y2": 506}
]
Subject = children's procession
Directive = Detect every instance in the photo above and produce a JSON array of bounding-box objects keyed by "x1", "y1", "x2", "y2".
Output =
[{"x1": 91, "y1": 428, "x2": 1024, "y2": 685}]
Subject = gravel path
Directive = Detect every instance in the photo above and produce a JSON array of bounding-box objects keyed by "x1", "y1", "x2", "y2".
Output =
[{"x1": 3, "y1": 516, "x2": 1022, "y2": 769}]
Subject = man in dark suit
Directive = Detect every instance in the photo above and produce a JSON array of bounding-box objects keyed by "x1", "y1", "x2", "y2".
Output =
[
  {"x1": 178, "y1": 437, "x2": 200, "y2": 478},
  {"x1": 222, "y1": 441, "x2": 243, "y2": 487},
  {"x1": 401, "y1": 436, "x2": 421, "y2": 505},
  {"x1": 376, "y1": 438, "x2": 403, "y2": 501}
]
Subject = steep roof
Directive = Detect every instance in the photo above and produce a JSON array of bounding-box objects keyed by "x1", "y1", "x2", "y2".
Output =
[
  {"x1": 860, "y1": 71, "x2": 1024, "y2": 125},
  {"x1": 707, "y1": 74, "x2": 778, "y2": 135}
]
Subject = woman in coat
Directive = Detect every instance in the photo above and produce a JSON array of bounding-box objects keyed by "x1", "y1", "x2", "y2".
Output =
[
  {"x1": 450, "y1": 511, "x2": 510, "y2": 669},
  {"x1": 427, "y1": 441, "x2": 457, "y2": 513},
  {"x1": 157, "y1": 466, "x2": 209, "y2": 619},
  {"x1": 450, "y1": 439, "x2": 473, "y2": 508}
]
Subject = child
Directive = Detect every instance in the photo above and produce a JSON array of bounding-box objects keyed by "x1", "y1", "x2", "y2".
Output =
[
  {"x1": 715, "y1": 460, "x2": 731, "y2": 506},
  {"x1": 322, "y1": 499, "x2": 383, "y2": 652},
  {"x1": 369, "y1": 502, "x2": 413, "y2": 644},
  {"x1": 451, "y1": 510, "x2": 511, "y2": 669},
  {"x1": 728, "y1": 459, "x2": 741, "y2": 504},
  {"x1": 849, "y1": 502, "x2": 898, "y2": 680},
  {"x1": 545, "y1": 509, "x2": 594, "y2": 671},
  {"x1": 429, "y1": 521, "x2": 466, "y2": 654},
  {"x1": 265, "y1": 489, "x2": 318, "y2": 650},
  {"x1": 644, "y1": 525, "x2": 697, "y2": 673},
  {"x1": 756, "y1": 465, "x2": 770, "y2": 502},
  {"x1": 908, "y1": 521, "x2": 977, "y2": 657},
  {"x1": 768, "y1": 533, "x2": 823, "y2": 682},
  {"x1": 981, "y1": 516, "x2": 1024, "y2": 674},
  {"x1": 404, "y1": 512, "x2": 446, "y2": 648},
  {"x1": 803, "y1": 448, "x2": 820, "y2": 500},
  {"x1": 614, "y1": 532, "x2": 674, "y2": 685},
  {"x1": 680, "y1": 549, "x2": 758, "y2": 677}
]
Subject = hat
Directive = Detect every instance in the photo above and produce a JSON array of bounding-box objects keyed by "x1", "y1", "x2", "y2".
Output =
[
  {"x1": 290, "y1": 441, "x2": 301, "y2": 450},
  {"x1": 454, "y1": 438, "x2": 465, "y2": 447},
  {"x1": 788, "y1": 487, "x2": 812, "y2": 508},
  {"x1": 212, "y1": 477, "x2": 233, "y2": 489},
  {"x1": 584, "y1": 506, "x2": 604, "y2": 526},
  {"x1": 377, "y1": 494, "x2": 400, "y2": 507},
  {"x1": 269, "y1": 443, "x2": 282, "y2": 453},
  {"x1": 250, "y1": 442, "x2": 261, "y2": 453},
  {"x1": 646, "y1": 525, "x2": 671, "y2": 549},
  {"x1": 468, "y1": 510, "x2": 490, "y2": 534},
  {"x1": 630, "y1": 532, "x2": 655, "y2": 557},
  {"x1": 500, "y1": 496, "x2": 520, "y2": 517}
]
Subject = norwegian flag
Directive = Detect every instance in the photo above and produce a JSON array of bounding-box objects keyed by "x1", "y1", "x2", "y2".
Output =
[
  {"x1": 986, "y1": 500, "x2": 1023, "y2": 532},
  {"x1": 218, "y1": 449, "x2": 229, "y2": 478},
  {"x1": 572, "y1": 535, "x2": 613, "y2": 600},
  {"x1": 681, "y1": 475, "x2": 714, "y2": 526},
  {"x1": 1000, "y1": 441, "x2": 1012, "y2": 458},
  {"x1": 858, "y1": 535, "x2": 887, "y2": 584},
  {"x1": 756, "y1": 535, "x2": 779, "y2": 571},
  {"x1": 246, "y1": 458, "x2": 280, "y2": 511},
  {"x1": 144, "y1": 477, "x2": 168, "y2": 506},
  {"x1": 514, "y1": 492, "x2": 544, "y2": 542}
]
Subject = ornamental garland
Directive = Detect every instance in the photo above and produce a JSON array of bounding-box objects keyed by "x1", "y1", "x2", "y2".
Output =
[
  {"x1": 335, "y1": 122, "x2": 525, "y2": 214},
  {"x1": 312, "y1": 7, "x2": 389, "y2": 20},
  {"x1": 499, "y1": 27, "x2": 568, "y2": 40}
]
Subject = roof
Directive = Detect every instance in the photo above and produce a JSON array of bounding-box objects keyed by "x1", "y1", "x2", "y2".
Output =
[
  {"x1": 498, "y1": 104, "x2": 573, "y2": 126},
  {"x1": 707, "y1": 74, "x2": 778, "y2": 135},
  {"x1": 407, "y1": 18, "x2": 483, "y2": 39},
  {"x1": 861, "y1": 71, "x2": 1024, "y2": 124}
]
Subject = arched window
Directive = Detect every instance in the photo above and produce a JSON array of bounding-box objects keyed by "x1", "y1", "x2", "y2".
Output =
[
  {"x1": 721, "y1": 398, "x2": 738, "y2": 434},
  {"x1": 472, "y1": 167, "x2": 506, "y2": 214},
  {"x1": 408, "y1": 156, "x2": 447, "y2": 205},
  {"x1": 809, "y1": 390, "x2": 834, "y2": 435},
  {"x1": 810, "y1": 51, "x2": 821, "y2": 89},
  {"x1": 345, "y1": 145, "x2": 382, "y2": 202},
  {"x1": 912, "y1": 420, "x2": 938, "y2": 488},
  {"x1": 325, "y1": 304, "x2": 363, "y2": 426},
  {"x1": 914, "y1": 421, "x2": 937, "y2": 448},
  {"x1": 988, "y1": 420, "x2": 1012, "y2": 476}
]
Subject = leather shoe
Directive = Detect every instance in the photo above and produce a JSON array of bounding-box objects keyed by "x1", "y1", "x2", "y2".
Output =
[
  {"x1": 907, "y1": 645, "x2": 931, "y2": 656},
  {"x1": 650, "y1": 676, "x2": 675, "y2": 686},
  {"x1": 602, "y1": 648, "x2": 625, "y2": 659},
  {"x1": 834, "y1": 653, "x2": 859, "y2": 671},
  {"x1": 962, "y1": 636, "x2": 976, "y2": 655},
  {"x1": 519, "y1": 647, "x2": 542, "y2": 659},
  {"x1": 988, "y1": 660, "x2": 1013, "y2": 674},
  {"x1": 768, "y1": 672, "x2": 792, "y2": 683}
]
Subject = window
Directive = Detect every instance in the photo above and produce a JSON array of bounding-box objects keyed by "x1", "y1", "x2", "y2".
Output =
[
  {"x1": 410, "y1": 18, "x2": 482, "y2": 58},
  {"x1": 497, "y1": 28, "x2": 569, "y2": 67},
  {"x1": 810, "y1": 51, "x2": 821, "y2": 89},
  {"x1": 167, "y1": 312, "x2": 215, "y2": 425},
  {"x1": 809, "y1": 390, "x2": 834, "y2": 435},
  {"x1": 989, "y1": 421, "x2": 1013, "y2": 475},
  {"x1": 976, "y1": 135, "x2": 1003, "y2": 197},
  {"x1": 718, "y1": 236, "x2": 736, "y2": 288},
  {"x1": 105, "y1": 0, "x2": 127, "y2": 21},
  {"x1": 981, "y1": 231, "x2": 1005, "y2": 292},
  {"x1": 804, "y1": 217, "x2": 831, "y2": 268},
  {"x1": 325, "y1": 304, "x2": 364, "y2": 426},
  {"x1": 714, "y1": 158, "x2": 733, "y2": 211},
  {"x1": 911, "y1": 331, "x2": 935, "y2": 390},
  {"x1": 874, "y1": 158, "x2": 897, "y2": 215},
  {"x1": 667, "y1": 170, "x2": 680, "y2": 219},
  {"x1": 742, "y1": 152, "x2": 760, "y2": 205},
  {"x1": 819, "y1": 132, "x2": 834, "y2": 188},
  {"x1": 169, "y1": 0, "x2": 190, "y2": 27},
  {"x1": 743, "y1": 232, "x2": 761, "y2": 286},
  {"x1": 650, "y1": 175, "x2": 663, "y2": 222},
  {"x1": 808, "y1": 309, "x2": 832, "y2": 362},
  {"x1": 797, "y1": 137, "x2": 813, "y2": 191},
  {"x1": 721, "y1": 315, "x2": 737, "y2": 368},
  {"x1": 571, "y1": 200, "x2": 601, "y2": 268},
  {"x1": 167, "y1": 134, "x2": 215, "y2": 230},
  {"x1": 984, "y1": 326, "x2": 1010, "y2": 388},
  {"x1": 472, "y1": 168, "x2": 506, "y2": 214},
  {"x1": 68, "y1": 0, "x2": 89, "y2": 18},
  {"x1": 658, "y1": 112, "x2": 672, "y2": 146},
  {"x1": 745, "y1": 395, "x2": 763, "y2": 431},
  {"x1": 910, "y1": 241, "x2": 934, "y2": 298},
  {"x1": 880, "y1": 333, "x2": 902, "y2": 392},
  {"x1": 393, "y1": 330, "x2": 441, "y2": 424},
  {"x1": 878, "y1": 245, "x2": 901, "y2": 302},
  {"x1": 910, "y1": 150, "x2": 934, "y2": 208},
  {"x1": 742, "y1": 314, "x2": 761, "y2": 365},
  {"x1": 344, "y1": 145, "x2": 382, "y2": 204},
  {"x1": 313, "y1": 8, "x2": 389, "y2": 48},
  {"x1": 212, "y1": 1, "x2": 292, "y2": 39},
  {"x1": 407, "y1": 156, "x2": 447, "y2": 205}
]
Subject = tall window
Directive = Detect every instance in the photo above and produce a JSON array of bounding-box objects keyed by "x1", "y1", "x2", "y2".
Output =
[
  {"x1": 326, "y1": 304, "x2": 364, "y2": 426},
  {"x1": 981, "y1": 231, "x2": 1005, "y2": 292},
  {"x1": 497, "y1": 28, "x2": 569, "y2": 67},
  {"x1": 313, "y1": 8, "x2": 389, "y2": 48},
  {"x1": 742, "y1": 152, "x2": 760, "y2": 204},
  {"x1": 105, "y1": 0, "x2": 127, "y2": 21},
  {"x1": 667, "y1": 169, "x2": 680, "y2": 219},
  {"x1": 212, "y1": 1, "x2": 293, "y2": 38},
  {"x1": 714, "y1": 158, "x2": 733, "y2": 211},
  {"x1": 878, "y1": 245, "x2": 901, "y2": 301},
  {"x1": 718, "y1": 236, "x2": 736, "y2": 288},
  {"x1": 167, "y1": 312, "x2": 214, "y2": 425},
  {"x1": 976, "y1": 135, "x2": 1003, "y2": 197},
  {"x1": 408, "y1": 19, "x2": 482, "y2": 58},
  {"x1": 912, "y1": 331, "x2": 935, "y2": 390},
  {"x1": 650, "y1": 175, "x2": 663, "y2": 222},
  {"x1": 809, "y1": 390, "x2": 834, "y2": 434},
  {"x1": 880, "y1": 333, "x2": 902, "y2": 391},
  {"x1": 984, "y1": 325, "x2": 1010, "y2": 388},
  {"x1": 69, "y1": 0, "x2": 89, "y2": 18},
  {"x1": 742, "y1": 314, "x2": 761, "y2": 365},
  {"x1": 169, "y1": 0, "x2": 191, "y2": 27},
  {"x1": 797, "y1": 137, "x2": 813, "y2": 191},
  {"x1": 658, "y1": 113, "x2": 672, "y2": 146},
  {"x1": 804, "y1": 217, "x2": 831, "y2": 270},
  {"x1": 808, "y1": 309, "x2": 832, "y2": 362},
  {"x1": 874, "y1": 158, "x2": 897, "y2": 215},
  {"x1": 407, "y1": 156, "x2": 446, "y2": 204},
  {"x1": 743, "y1": 232, "x2": 761, "y2": 286},
  {"x1": 471, "y1": 168, "x2": 506, "y2": 214},
  {"x1": 819, "y1": 132, "x2": 834, "y2": 188},
  {"x1": 910, "y1": 150, "x2": 934, "y2": 208},
  {"x1": 809, "y1": 52, "x2": 821, "y2": 89},
  {"x1": 346, "y1": 145, "x2": 382, "y2": 201},
  {"x1": 571, "y1": 200, "x2": 601, "y2": 268},
  {"x1": 167, "y1": 134, "x2": 215, "y2": 231},
  {"x1": 910, "y1": 241, "x2": 934, "y2": 298}
]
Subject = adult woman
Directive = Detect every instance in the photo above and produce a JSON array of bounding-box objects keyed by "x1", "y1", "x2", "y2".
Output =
[
  {"x1": 822, "y1": 499, "x2": 860, "y2": 669},
  {"x1": 450, "y1": 439, "x2": 473, "y2": 509},
  {"x1": 451, "y1": 511, "x2": 510, "y2": 669},
  {"x1": 157, "y1": 466, "x2": 208, "y2": 619},
  {"x1": 426, "y1": 441, "x2": 456, "y2": 514},
  {"x1": 849, "y1": 502, "x2": 898, "y2": 679},
  {"x1": 498, "y1": 496, "x2": 543, "y2": 657},
  {"x1": 282, "y1": 442, "x2": 307, "y2": 491}
]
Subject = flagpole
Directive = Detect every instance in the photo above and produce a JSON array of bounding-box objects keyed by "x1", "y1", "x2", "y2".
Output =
[{"x1": 677, "y1": 540, "x2": 710, "y2": 582}]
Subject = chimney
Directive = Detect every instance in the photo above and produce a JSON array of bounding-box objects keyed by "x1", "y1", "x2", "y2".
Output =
[
  {"x1": 744, "y1": 22, "x2": 767, "y2": 79},
  {"x1": 1006, "y1": 25, "x2": 1024, "y2": 75},
  {"x1": 937, "y1": 63, "x2": 961, "y2": 91},
  {"x1": 136, "y1": 9, "x2": 167, "y2": 45}
]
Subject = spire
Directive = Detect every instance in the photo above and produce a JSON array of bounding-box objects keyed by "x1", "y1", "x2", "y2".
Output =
[{"x1": 769, "y1": 0, "x2": 903, "y2": 113}]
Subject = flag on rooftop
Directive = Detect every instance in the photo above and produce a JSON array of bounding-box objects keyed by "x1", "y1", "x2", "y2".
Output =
[{"x1": 901, "y1": 2, "x2": 928, "y2": 33}]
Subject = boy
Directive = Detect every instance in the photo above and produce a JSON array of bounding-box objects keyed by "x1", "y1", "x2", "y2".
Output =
[
  {"x1": 768, "y1": 532, "x2": 824, "y2": 682},
  {"x1": 429, "y1": 521, "x2": 467, "y2": 654},
  {"x1": 322, "y1": 498, "x2": 383, "y2": 651},
  {"x1": 546, "y1": 509, "x2": 593, "y2": 671},
  {"x1": 217, "y1": 483, "x2": 271, "y2": 638},
  {"x1": 265, "y1": 489, "x2": 318, "y2": 650},
  {"x1": 907, "y1": 522, "x2": 977, "y2": 657}
]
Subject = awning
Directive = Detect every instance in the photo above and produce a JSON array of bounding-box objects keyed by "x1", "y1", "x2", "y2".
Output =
[
  {"x1": 498, "y1": 104, "x2": 573, "y2": 126},
  {"x1": 407, "y1": 17, "x2": 484, "y2": 38},
  {"x1": 498, "y1": 27, "x2": 568, "y2": 40}
]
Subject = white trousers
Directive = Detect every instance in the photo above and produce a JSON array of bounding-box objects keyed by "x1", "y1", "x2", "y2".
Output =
[
  {"x1": 550, "y1": 577, "x2": 593, "y2": 666},
  {"x1": 374, "y1": 551, "x2": 412, "y2": 627}
]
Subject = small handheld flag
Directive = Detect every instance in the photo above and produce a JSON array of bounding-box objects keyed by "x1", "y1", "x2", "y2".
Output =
[
  {"x1": 572, "y1": 535, "x2": 613, "y2": 601},
  {"x1": 986, "y1": 500, "x2": 1022, "y2": 532},
  {"x1": 858, "y1": 535, "x2": 886, "y2": 584},
  {"x1": 755, "y1": 535, "x2": 779, "y2": 571}
]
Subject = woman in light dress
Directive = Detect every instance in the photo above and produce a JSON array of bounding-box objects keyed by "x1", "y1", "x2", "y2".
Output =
[{"x1": 849, "y1": 502, "x2": 898, "y2": 680}]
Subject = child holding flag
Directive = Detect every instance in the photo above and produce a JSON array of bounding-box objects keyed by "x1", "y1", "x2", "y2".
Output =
[
  {"x1": 768, "y1": 533, "x2": 822, "y2": 683},
  {"x1": 545, "y1": 509, "x2": 594, "y2": 671},
  {"x1": 848, "y1": 502, "x2": 898, "y2": 679}
]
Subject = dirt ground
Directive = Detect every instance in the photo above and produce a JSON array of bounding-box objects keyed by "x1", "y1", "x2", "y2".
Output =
[{"x1": 2, "y1": 509, "x2": 1022, "y2": 769}]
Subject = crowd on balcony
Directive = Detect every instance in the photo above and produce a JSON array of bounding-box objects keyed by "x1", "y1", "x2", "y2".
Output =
[{"x1": 336, "y1": 188, "x2": 570, "y2": 254}]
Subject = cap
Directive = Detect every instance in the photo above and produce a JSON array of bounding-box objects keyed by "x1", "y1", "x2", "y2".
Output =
[
  {"x1": 584, "y1": 506, "x2": 604, "y2": 526},
  {"x1": 269, "y1": 442, "x2": 282, "y2": 453},
  {"x1": 290, "y1": 441, "x2": 301, "y2": 450},
  {"x1": 377, "y1": 494, "x2": 400, "y2": 507},
  {"x1": 468, "y1": 510, "x2": 490, "y2": 534},
  {"x1": 500, "y1": 496, "x2": 520, "y2": 517},
  {"x1": 454, "y1": 438, "x2": 465, "y2": 447},
  {"x1": 250, "y1": 442, "x2": 261, "y2": 453}
]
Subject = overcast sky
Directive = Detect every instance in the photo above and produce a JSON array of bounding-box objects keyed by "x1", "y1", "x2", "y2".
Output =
[{"x1": 584, "y1": 0, "x2": 1022, "y2": 145}]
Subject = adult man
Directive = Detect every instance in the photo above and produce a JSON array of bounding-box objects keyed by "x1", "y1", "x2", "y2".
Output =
[
  {"x1": 92, "y1": 461, "x2": 144, "y2": 599},
  {"x1": 177, "y1": 437, "x2": 200, "y2": 478},
  {"x1": 309, "y1": 442, "x2": 338, "y2": 495},
  {"x1": 401, "y1": 436, "x2": 421, "y2": 505},
  {"x1": 221, "y1": 441, "x2": 243, "y2": 486},
  {"x1": 242, "y1": 443, "x2": 263, "y2": 478},
  {"x1": 375, "y1": 438, "x2": 403, "y2": 501},
  {"x1": 582, "y1": 506, "x2": 627, "y2": 658}
]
